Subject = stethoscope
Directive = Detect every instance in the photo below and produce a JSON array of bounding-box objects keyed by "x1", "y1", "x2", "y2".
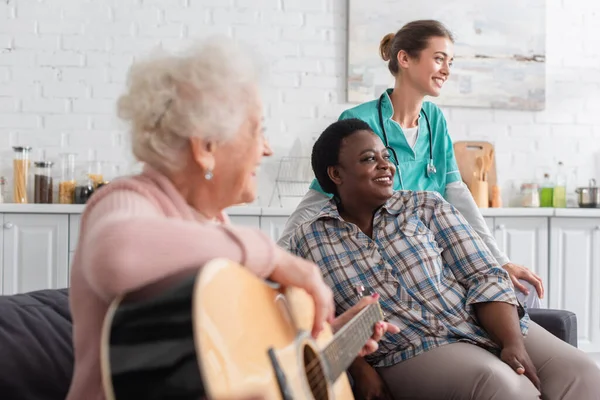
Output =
[{"x1": 377, "y1": 93, "x2": 437, "y2": 178}]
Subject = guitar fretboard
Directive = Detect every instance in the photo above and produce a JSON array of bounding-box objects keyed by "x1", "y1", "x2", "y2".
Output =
[{"x1": 321, "y1": 303, "x2": 383, "y2": 382}]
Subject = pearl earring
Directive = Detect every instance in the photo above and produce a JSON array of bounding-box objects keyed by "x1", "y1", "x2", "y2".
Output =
[{"x1": 204, "y1": 169, "x2": 213, "y2": 181}]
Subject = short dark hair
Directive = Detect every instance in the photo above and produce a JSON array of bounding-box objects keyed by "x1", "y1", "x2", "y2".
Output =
[
  {"x1": 311, "y1": 118, "x2": 373, "y2": 196},
  {"x1": 379, "y1": 20, "x2": 454, "y2": 76}
]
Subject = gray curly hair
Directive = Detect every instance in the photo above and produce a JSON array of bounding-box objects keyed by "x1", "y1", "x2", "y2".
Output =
[{"x1": 117, "y1": 36, "x2": 261, "y2": 172}]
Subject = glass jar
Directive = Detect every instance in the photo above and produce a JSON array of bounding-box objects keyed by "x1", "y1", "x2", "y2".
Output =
[
  {"x1": 96, "y1": 162, "x2": 120, "y2": 190},
  {"x1": 0, "y1": 176, "x2": 6, "y2": 204},
  {"x1": 87, "y1": 160, "x2": 104, "y2": 189},
  {"x1": 520, "y1": 183, "x2": 540, "y2": 207},
  {"x1": 34, "y1": 161, "x2": 54, "y2": 204},
  {"x1": 58, "y1": 153, "x2": 77, "y2": 204},
  {"x1": 73, "y1": 172, "x2": 95, "y2": 204},
  {"x1": 12, "y1": 146, "x2": 32, "y2": 204}
]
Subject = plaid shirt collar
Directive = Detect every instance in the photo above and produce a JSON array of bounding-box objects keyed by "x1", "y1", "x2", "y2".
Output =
[{"x1": 316, "y1": 191, "x2": 411, "y2": 221}]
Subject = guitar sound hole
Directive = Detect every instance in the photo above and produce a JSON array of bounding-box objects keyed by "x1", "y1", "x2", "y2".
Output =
[{"x1": 303, "y1": 344, "x2": 329, "y2": 400}]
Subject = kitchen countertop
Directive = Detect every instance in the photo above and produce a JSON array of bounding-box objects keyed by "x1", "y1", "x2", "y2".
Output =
[
  {"x1": 0, "y1": 204, "x2": 86, "y2": 214},
  {"x1": 554, "y1": 208, "x2": 600, "y2": 218},
  {"x1": 0, "y1": 204, "x2": 597, "y2": 217}
]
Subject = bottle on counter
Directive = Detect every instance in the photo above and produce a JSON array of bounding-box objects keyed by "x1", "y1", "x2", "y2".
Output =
[
  {"x1": 540, "y1": 173, "x2": 554, "y2": 208},
  {"x1": 553, "y1": 161, "x2": 567, "y2": 208},
  {"x1": 491, "y1": 184, "x2": 503, "y2": 208},
  {"x1": 33, "y1": 161, "x2": 54, "y2": 204},
  {"x1": 12, "y1": 146, "x2": 32, "y2": 204}
]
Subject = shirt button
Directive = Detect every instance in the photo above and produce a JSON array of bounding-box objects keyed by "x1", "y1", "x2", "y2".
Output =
[
  {"x1": 412, "y1": 304, "x2": 420, "y2": 311},
  {"x1": 393, "y1": 282, "x2": 400, "y2": 288},
  {"x1": 437, "y1": 325, "x2": 446, "y2": 333}
]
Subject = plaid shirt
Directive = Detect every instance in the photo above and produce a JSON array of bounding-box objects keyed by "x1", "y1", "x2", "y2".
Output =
[{"x1": 289, "y1": 191, "x2": 529, "y2": 367}]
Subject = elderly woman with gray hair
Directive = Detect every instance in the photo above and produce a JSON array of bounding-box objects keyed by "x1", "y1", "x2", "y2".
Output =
[{"x1": 66, "y1": 38, "x2": 397, "y2": 400}]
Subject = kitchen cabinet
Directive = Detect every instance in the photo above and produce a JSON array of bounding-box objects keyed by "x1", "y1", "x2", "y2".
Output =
[
  {"x1": 549, "y1": 218, "x2": 600, "y2": 353},
  {"x1": 68, "y1": 214, "x2": 81, "y2": 276},
  {"x1": 69, "y1": 214, "x2": 81, "y2": 252},
  {"x1": 229, "y1": 215, "x2": 260, "y2": 229},
  {"x1": 2, "y1": 214, "x2": 69, "y2": 295},
  {"x1": 260, "y1": 216, "x2": 289, "y2": 242},
  {"x1": 493, "y1": 217, "x2": 549, "y2": 308},
  {"x1": 484, "y1": 217, "x2": 494, "y2": 233},
  {"x1": 69, "y1": 252, "x2": 74, "y2": 274}
]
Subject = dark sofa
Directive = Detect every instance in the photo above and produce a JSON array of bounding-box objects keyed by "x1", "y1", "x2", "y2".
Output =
[{"x1": 0, "y1": 288, "x2": 578, "y2": 400}]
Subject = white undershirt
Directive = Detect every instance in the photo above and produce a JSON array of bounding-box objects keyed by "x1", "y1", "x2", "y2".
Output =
[{"x1": 403, "y1": 126, "x2": 419, "y2": 149}]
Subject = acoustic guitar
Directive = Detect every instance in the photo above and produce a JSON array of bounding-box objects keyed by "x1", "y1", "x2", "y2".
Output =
[{"x1": 100, "y1": 258, "x2": 384, "y2": 400}]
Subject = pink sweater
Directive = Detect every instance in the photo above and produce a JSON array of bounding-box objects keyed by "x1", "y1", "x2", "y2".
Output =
[{"x1": 66, "y1": 165, "x2": 277, "y2": 400}]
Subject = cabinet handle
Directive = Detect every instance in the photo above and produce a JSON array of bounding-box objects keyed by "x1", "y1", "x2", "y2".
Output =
[
  {"x1": 3, "y1": 223, "x2": 13, "y2": 229},
  {"x1": 496, "y1": 224, "x2": 506, "y2": 230}
]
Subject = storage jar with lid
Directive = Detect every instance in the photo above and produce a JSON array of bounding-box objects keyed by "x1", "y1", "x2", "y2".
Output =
[
  {"x1": 0, "y1": 176, "x2": 6, "y2": 204},
  {"x1": 34, "y1": 161, "x2": 54, "y2": 204},
  {"x1": 12, "y1": 146, "x2": 32, "y2": 204},
  {"x1": 73, "y1": 170, "x2": 95, "y2": 204},
  {"x1": 520, "y1": 183, "x2": 540, "y2": 207},
  {"x1": 58, "y1": 153, "x2": 77, "y2": 204},
  {"x1": 87, "y1": 160, "x2": 104, "y2": 189}
]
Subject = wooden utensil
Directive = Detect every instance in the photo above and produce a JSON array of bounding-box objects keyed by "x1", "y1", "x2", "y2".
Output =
[
  {"x1": 484, "y1": 149, "x2": 494, "y2": 181},
  {"x1": 476, "y1": 156, "x2": 484, "y2": 181},
  {"x1": 470, "y1": 179, "x2": 489, "y2": 208},
  {"x1": 453, "y1": 141, "x2": 497, "y2": 201}
]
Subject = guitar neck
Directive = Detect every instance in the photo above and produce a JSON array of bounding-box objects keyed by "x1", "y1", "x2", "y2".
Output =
[{"x1": 321, "y1": 303, "x2": 383, "y2": 382}]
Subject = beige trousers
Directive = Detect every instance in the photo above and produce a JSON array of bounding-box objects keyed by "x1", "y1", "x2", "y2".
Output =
[{"x1": 377, "y1": 322, "x2": 600, "y2": 400}]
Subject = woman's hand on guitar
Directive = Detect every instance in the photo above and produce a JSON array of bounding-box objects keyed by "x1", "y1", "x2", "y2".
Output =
[
  {"x1": 331, "y1": 293, "x2": 400, "y2": 357},
  {"x1": 269, "y1": 248, "x2": 336, "y2": 339}
]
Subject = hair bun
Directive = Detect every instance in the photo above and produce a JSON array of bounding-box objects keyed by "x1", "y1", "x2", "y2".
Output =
[{"x1": 379, "y1": 33, "x2": 395, "y2": 61}]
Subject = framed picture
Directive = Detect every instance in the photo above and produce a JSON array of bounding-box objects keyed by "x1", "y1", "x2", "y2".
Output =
[{"x1": 347, "y1": 0, "x2": 546, "y2": 110}]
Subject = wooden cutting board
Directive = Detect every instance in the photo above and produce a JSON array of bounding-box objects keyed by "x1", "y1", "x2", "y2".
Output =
[{"x1": 453, "y1": 141, "x2": 497, "y2": 200}]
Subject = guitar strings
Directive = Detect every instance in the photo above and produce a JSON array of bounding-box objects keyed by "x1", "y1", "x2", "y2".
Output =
[
  {"x1": 305, "y1": 329, "x2": 370, "y2": 400},
  {"x1": 305, "y1": 371, "x2": 329, "y2": 400},
  {"x1": 304, "y1": 310, "x2": 376, "y2": 377},
  {"x1": 303, "y1": 305, "x2": 383, "y2": 397},
  {"x1": 309, "y1": 381, "x2": 328, "y2": 400},
  {"x1": 304, "y1": 327, "x2": 368, "y2": 381}
]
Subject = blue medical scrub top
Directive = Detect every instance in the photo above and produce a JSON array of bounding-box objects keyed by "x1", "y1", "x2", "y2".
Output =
[{"x1": 310, "y1": 89, "x2": 462, "y2": 198}]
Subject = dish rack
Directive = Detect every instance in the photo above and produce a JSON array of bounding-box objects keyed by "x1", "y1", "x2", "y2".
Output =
[{"x1": 268, "y1": 156, "x2": 313, "y2": 207}]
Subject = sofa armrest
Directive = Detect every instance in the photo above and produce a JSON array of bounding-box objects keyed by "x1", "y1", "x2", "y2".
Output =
[{"x1": 528, "y1": 308, "x2": 578, "y2": 347}]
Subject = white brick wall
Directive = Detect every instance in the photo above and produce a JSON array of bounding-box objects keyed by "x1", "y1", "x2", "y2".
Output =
[{"x1": 0, "y1": 0, "x2": 599, "y2": 206}]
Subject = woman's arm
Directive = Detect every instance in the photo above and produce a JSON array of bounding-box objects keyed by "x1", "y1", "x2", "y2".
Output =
[
  {"x1": 445, "y1": 181, "x2": 544, "y2": 298},
  {"x1": 426, "y1": 193, "x2": 518, "y2": 308},
  {"x1": 79, "y1": 191, "x2": 277, "y2": 301},
  {"x1": 474, "y1": 302, "x2": 523, "y2": 348},
  {"x1": 474, "y1": 302, "x2": 541, "y2": 389},
  {"x1": 444, "y1": 181, "x2": 509, "y2": 265},
  {"x1": 277, "y1": 189, "x2": 329, "y2": 249}
]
